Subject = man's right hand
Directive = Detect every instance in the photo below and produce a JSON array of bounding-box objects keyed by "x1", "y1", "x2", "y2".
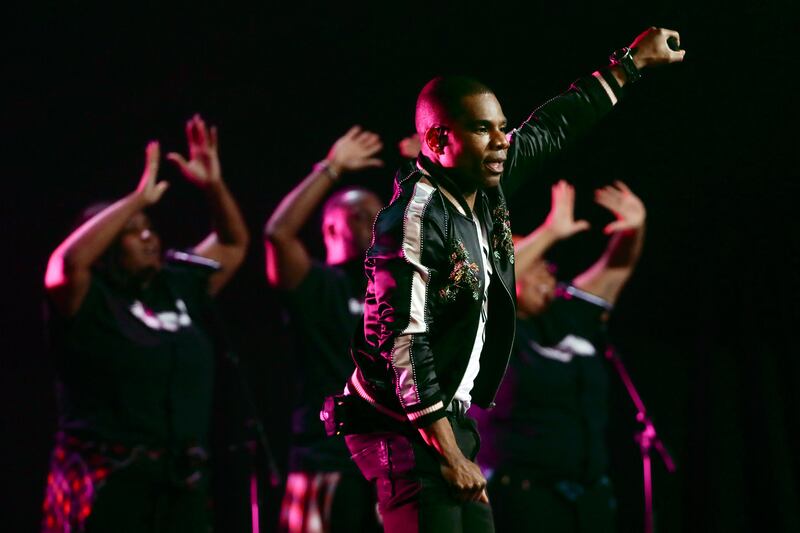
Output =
[
  {"x1": 325, "y1": 126, "x2": 384, "y2": 176},
  {"x1": 440, "y1": 455, "x2": 489, "y2": 503},
  {"x1": 418, "y1": 417, "x2": 489, "y2": 503}
]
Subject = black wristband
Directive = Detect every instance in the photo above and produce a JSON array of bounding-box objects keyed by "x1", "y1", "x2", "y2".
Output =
[{"x1": 610, "y1": 47, "x2": 642, "y2": 84}]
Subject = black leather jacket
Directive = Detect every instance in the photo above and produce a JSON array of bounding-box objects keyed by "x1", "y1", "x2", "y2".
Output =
[{"x1": 347, "y1": 68, "x2": 624, "y2": 428}]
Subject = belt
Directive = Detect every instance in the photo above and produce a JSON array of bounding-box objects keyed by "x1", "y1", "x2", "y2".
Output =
[{"x1": 446, "y1": 399, "x2": 470, "y2": 417}]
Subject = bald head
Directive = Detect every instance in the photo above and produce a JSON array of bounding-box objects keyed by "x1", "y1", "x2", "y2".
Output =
[
  {"x1": 322, "y1": 187, "x2": 383, "y2": 265},
  {"x1": 415, "y1": 75, "x2": 495, "y2": 135},
  {"x1": 322, "y1": 187, "x2": 381, "y2": 222}
]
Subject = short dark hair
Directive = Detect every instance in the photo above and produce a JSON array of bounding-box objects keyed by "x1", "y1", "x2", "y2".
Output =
[{"x1": 415, "y1": 75, "x2": 494, "y2": 134}]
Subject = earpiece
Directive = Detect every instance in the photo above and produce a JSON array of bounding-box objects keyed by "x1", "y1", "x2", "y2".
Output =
[
  {"x1": 425, "y1": 125, "x2": 449, "y2": 154},
  {"x1": 436, "y1": 126, "x2": 448, "y2": 148}
]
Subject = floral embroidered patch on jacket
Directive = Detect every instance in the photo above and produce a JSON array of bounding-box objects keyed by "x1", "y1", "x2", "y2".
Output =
[
  {"x1": 492, "y1": 199, "x2": 515, "y2": 265},
  {"x1": 439, "y1": 240, "x2": 481, "y2": 303}
]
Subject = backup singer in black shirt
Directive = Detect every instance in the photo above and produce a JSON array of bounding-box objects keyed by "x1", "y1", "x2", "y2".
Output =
[
  {"x1": 481, "y1": 180, "x2": 647, "y2": 533},
  {"x1": 42, "y1": 115, "x2": 249, "y2": 533},
  {"x1": 50, "y1": 264, "x2": 216, "y2": 450},
  {"x1": 487, "y1": 286, "x2": 611, "y2": 484},
  {"x1": 283, "y1": 259, "x2": 369, "y2": 472},
  {"x1": 264, "y1": 126, "x2": 385, "y2": 532}
]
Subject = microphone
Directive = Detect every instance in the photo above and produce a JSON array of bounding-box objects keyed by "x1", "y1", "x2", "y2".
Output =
[
  {"x1": 165, "y1": 249, "x2": 222, "y2": 271},
  {"x1": 667, "y1": 36, "x2": 681, "y2": 51}
]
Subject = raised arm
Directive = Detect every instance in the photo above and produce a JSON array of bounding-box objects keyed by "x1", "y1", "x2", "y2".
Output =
[
  {"x1": 167, "y1": 115, "x2": 250, "y2": 296},
  {"x1": 504, "y1": 27, "x2": 685, "y2": 196},
  {"x1": 263, "y1": 126, "x2": 383, "y2": 290},
  {"x1": 45, "y1": 142, "x2": 168, "y2": 316},
  {"x1": 514, "y1": 180, "x2": 590, "y2": 276},
  {"x1": 573, "y1": 181, "x2": 646, "y2": 305}
]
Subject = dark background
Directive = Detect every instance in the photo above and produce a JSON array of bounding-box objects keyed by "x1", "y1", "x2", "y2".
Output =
[{"x1": 3, "y1": 1, "x2": 799, "y2": 531}]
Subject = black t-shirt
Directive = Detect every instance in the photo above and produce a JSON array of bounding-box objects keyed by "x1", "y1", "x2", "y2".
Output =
[
  {"x1": 48, "y1": 264, "x2": 216, "y2": 452},
  {"x1": 283, "y1": 260, "x2": 366, "y2": 471},
  {"x1": 482, "y1": 284, "x2": 610, "y2": 483}
]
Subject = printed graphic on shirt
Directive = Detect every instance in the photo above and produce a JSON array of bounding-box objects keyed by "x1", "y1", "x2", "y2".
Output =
[
  {"x1": 129, "y1": 299, "x2": 192, "y2": 331},
  {"x1": 529, "y1": 334, "x2": 596, "y2": 363}
]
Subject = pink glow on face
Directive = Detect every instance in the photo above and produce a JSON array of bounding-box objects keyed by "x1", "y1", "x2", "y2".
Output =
[
  {"x1": 117, "y1": 213, "x2": 162, "y2": 273},
  {"x1": 323, "y1": 190, "x2": 383, "y2": 265}
]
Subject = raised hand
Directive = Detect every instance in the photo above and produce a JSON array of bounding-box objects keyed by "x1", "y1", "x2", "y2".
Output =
[
  {"x1": 326, "y1": 126, "x2": 384, "y2": 175},
  {"x1": 167, "y1": 114, "x2": 222, "y2": 188},
  {"x1": 544, "y1": 180, "x2": 590, "y2": 240},
  {"x1": 630, "y1": 27, "x2": 686, "y2": 68},
  {"x1": 595, "y1": 180, "x2": 646, "y2": 234},
  {"x1": 135, "y1": 141, "x2": 169, "y2": 205},
  {"x1": 398, "y1": 133, "x2": 422, "y2": 159}
]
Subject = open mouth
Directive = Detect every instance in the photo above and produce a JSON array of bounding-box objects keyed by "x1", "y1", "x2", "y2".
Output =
[{"x1": 484, "y1": 159, "x2": 505, "y2": 174}]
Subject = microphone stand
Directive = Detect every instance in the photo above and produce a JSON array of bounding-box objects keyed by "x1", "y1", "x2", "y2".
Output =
[
  {"x1": 223, "y1": 349, "x2": 282, "y2": 533},
  {"x1": 605, "y1": 345, "x2": 676, "y2": 533},
  {"x1": 208, "y1": 303, "x2": 282, "y2": 533},
  {"x1": 168, "y1": 253, "x2": 282, "y2": 532}
]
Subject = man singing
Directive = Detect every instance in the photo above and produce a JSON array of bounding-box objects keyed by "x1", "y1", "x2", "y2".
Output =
[{"x1": 338, "y1": 28, "x2": 684, "y2": 533}]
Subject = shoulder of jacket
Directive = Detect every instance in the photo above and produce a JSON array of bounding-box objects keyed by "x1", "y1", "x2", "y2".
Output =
[
  {"x1": 375, "y1": 175, "x2": 445, "y2": 238},
  {"x1": 389, "y1": 169, "x2": 444, "y2": 210}
]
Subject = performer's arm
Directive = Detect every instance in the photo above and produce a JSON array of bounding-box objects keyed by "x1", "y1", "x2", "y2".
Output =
[
  {"x1": 514, "y1": 180, "x2": 590, "y2": 277},
  {"x1": 504, "y1": 27, "x2": 684, "y2": 196},
  {"x1": 44, "y1": 142, "x2": 168, "y2": 316},
  {"x1": 573, "y1": 181, "x2": 646, "y2": 305},
  {"x1": 419, "y1": 418, "x2": 489, "y2": 503},
  {"x1": 263, "y1": 126, "x2": 382, "y2": 290},
  {"x1": 167, "y1": 115, "x2": 249, "y2": 296}
]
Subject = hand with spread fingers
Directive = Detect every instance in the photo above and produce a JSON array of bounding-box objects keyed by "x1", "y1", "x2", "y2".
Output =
[
  {"x1": 167, "y1": 114, "x2": 223, "y2": 187},
  {"x1": 135, "y1": 141, "x2": 170, "y2": 205},
  {"x1": 544, "y1": 180, "x2": 591, "y2": 240},
  {"x1": 595, "y1": 180, "x2": 646, "y2": 234},
  {"x1": 325, "y1": 125, "x2": 384, "y2": 176},
  {"x1": 164, "y1": 113, "x2": 249, "y2": 295}
]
